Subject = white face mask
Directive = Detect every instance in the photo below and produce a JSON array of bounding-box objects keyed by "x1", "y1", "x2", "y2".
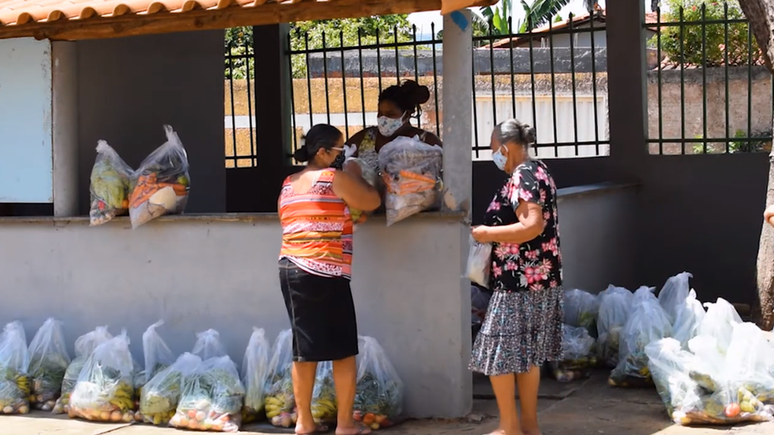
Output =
[
  {"x1": 377, "y1": 113, "x2": 406, "y2": 137},
  {"x1": 492, "y1": 148, "x2": 508, "y2": 171}
]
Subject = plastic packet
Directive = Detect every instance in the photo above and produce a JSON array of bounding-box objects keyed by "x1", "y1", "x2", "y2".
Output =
[
  {"x1": 192, "y1": 329, "x2": 227, "y2": 361},
  {"x1": 0, "y1": 321, "x2": 30, "y2": 415},
  {"x1": 551, "y1": 324, "x2": 597, "y2": 382},
  {"x1": 697, "y1": 298, "x2": 742, "y2": 354},
  {"x1": 609, "y1": 287, "x2": 672, "y2": 388},
  {"x1": 596, "y1": 285, "x2": 633, "y2": 367},
  {"x1": 353, "y1": 336, "x2": 404, "y2": 430},
  {"x1": 140, "y1": 352, "x2": 201, "y2": 426},
  {"x1": 53, "y1": 326, "x2": 112, "y2": 414},
  {"x1": 466, "y1": 235, "x2": 492, "y2": 288},
  {"x1": 658, "y1": 272, "x2": 693, "y2": 324},
  {"x1": 378, "y1": 135, "x2": 443, "y2": 226},
  {"x1": 128, "y1": 125, "x2": 191, "y2": 229},
  {"x1": 170, "y1": 355, "x2": 245, "y2": 432},
  {"x1": 346, "y1": 156, "x2": 380, "y2": 225},
  {"x1": 562, "y1": 289, "x2": 599, "y2": 333},
  {"x1": 69, "y1": 331, "x2": 136, "y2": 422},
  {"x1": 89, "y1": 141, "x2": 134, "y2": 226},
  {"x1": 241, "y1": 328, "x2": 270, "y2": 423},
  {"x1": 672, "y1": 289, "x2": 705, "y2": 348},
  {"x1": 265, "y1": 329, "x2": 296, "y2": 427},
  {"x1": 135, "y1": 321, "x2": 175, "y2": 410},
  {"x1": 471, "y1": 286, "x2": 491, "y2": 326},
  {"x1": 28, "y1": 318, "x2": 70, "y2": 411}
]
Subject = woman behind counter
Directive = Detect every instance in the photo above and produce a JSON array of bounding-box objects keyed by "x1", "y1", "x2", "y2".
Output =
[
  {"x1": 278, "y1": 124, "x2": 380, "y2": 435},
  {"x1": 470, "y1": 119, "x2": 563, "y2": 435}
]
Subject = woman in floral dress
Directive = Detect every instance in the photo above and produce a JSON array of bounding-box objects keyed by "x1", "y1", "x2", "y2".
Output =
[{"x1": 470, "y1": 119, "x2": 563, "y2": 435}]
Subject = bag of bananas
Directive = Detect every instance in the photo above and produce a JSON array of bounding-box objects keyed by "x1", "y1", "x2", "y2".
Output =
[
  {"x1": 0, "y1": 321, "x2": 31, "y2": 415},
  {"x1": 265, "y1": 330, "x2": 296, "y2": 427},
  {"x1": 69, "y1": 331, "x2": 137, "y2": 423},
  {"x1": 140, "y1": 352, "x2": 201, "y2": 426},
  {"x1": 52, "y1": 326, "x2": 113, "y2": 414},
  {"x1": 240, "y1": 328, "x2": 270, "y2": 423},
  {"x1": 28, "y1": 318, "x2": 70, "y2": 411}
]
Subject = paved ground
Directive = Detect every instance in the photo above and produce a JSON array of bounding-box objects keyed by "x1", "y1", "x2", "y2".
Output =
[{"x1": 3, "y1": 371, "x2": 774, "y2": 435}]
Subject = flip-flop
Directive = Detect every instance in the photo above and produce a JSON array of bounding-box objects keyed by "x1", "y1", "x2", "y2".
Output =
[
  {"x1": 335, "y1": 424, "x2": 372, "y2": 435},
  {"x1": 297, "y1": 423, "x2": 330, "y2": 435}
]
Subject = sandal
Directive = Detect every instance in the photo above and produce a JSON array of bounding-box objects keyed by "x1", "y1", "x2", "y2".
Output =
[
  {"x1": 297, "y1": 423, "x2": 330, "y2": 434},
  {"x1": 335, "y1": 424, "x2": 372, "y2": 435}
]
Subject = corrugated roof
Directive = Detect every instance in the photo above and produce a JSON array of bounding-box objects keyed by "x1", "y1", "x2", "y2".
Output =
[{"x1": 0, "y1": 0, "x2": 495, "y2": 40}]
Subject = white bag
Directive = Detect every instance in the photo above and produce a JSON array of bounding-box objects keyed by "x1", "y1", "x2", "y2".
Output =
[
  {"x1": 466, "y1": 235, "x2": 492, "y2": 288},
  {"x1": 658, "y1": 272, "x2": 693, "y2": 324}
]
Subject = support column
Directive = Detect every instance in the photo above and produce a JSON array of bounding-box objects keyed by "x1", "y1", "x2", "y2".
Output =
[
  {"x1": 52, "y1": 41, "x2": 79, "y2": 217},
  {"x1": 441, "y1": 8, "x2": 473, "y2": 419}
]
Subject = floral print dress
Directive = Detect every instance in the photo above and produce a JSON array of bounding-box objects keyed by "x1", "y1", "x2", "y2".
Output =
[{"x1": 469, "y1": 160, "x2": 564, "y2": 376}]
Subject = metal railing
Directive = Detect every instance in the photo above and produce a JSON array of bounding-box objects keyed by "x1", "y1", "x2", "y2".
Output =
[
  {"x1": 645, "y1": 2, "x2": 773, "y2": 155},
  {"x1": 225, "y1": 29, "x2": 257, "y2": 168}
]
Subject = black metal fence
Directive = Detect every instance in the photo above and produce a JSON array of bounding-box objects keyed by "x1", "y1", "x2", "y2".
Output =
[{"x1": 645, "y1": 2, "x2": 773, "y2": 155}]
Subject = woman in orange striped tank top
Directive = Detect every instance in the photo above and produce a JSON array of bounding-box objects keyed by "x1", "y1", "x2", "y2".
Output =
[{"x1": 278, "y1": 124, "x2": 380, "y2": 435}]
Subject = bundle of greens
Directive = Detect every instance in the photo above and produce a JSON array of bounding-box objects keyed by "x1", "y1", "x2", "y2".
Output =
[
  {"x1": 140, "y1": 352, "x2": 201, "y2": 425},
  {"x1": 52, "y1": 326, "x2": 112, "y2": 414},
  {"x1": 240, "y1": 328, "x2": 270, "y2": 423},
  {"x1": 89, "y1": 140, "x2": 134, "y2": 226},
  {"x1": 353, "y1": 336, "x2": 403, "y2": 430},
  {"x1": 28, "y1": 318, "x2": 70, "y2": 411},
  {"x1": 0, "y1": 322, "x2": 31, "y2": 415},
  {"x1": 69, "y1": 332, "x2": 137, "y2": 422},
  {"x1": 170, "y1": 356, "x2": 245, "y2": 432}
]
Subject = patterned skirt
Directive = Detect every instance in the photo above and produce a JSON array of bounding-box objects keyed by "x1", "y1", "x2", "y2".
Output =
[{"x1": 469, "y1": 288, "x2": 564, "y2": 376}]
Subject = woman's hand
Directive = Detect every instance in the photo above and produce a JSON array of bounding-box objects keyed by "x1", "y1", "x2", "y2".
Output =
[{"x1": 471, "y1": 226, "x2": 492, "y2": 243}]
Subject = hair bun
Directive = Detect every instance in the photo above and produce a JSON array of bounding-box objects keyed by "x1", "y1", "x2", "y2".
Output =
[
  {"x1": 293, "y1": 145, "x2": 310, "y2": 162},
  {"x1": 401, "y1": 80, "x2": 430, "y2": 105},
  {"x1": 520, "y1": 124, "x2": 537, "y2": 144}
]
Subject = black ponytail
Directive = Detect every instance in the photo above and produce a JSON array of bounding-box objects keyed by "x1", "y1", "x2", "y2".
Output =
[{"x1": 294, "y1": 124, "x2": 343, "y2": 163}]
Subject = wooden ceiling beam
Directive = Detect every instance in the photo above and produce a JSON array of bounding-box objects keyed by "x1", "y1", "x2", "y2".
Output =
[{"x1": 0, "y1": 0, "x2": 467, "y2": 41}]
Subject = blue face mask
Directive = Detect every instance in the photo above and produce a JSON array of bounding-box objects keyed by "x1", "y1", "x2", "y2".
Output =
[{"x1": 492, "y1": 148, "x2": 508, "y2": 171}]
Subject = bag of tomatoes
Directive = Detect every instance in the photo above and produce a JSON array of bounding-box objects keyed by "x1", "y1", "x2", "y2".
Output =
[{"x1": 353, "y1": 336, "x2": 404, "y2": 430}]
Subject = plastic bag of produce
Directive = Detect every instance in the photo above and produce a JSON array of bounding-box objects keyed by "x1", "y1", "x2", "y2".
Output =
[
  {"x1": 466, "y1": 235, "x2": 492, "y2": 288},
  {"x1": 69, "y1": 331, "x2": 136, "y2": 422},
  {"x1": 311, "y1": 361, "x2": 337, "y2": 424},
  {"x1": 645, "y1": 338, "x2": 706, "y2": 425},
  {"x1": 551, "y1": 325, "x2": 597, "y2": 382},
  {"x1": 378, "y1": 135, "x2": 443, "y2": 226},
  {"x1": 53, "y1": 326, "x2": 112, "y2": 414},
  {"x1": 140, "y1": 352, "x2": 201, "y2": 426},
  {"x1": 596, "y1": 285, "x2": 633, "y2": 367},
  {"x1": 353, "y1": 337, "x2": 403, "y2": 430},
  {"x1": 192, "y1": 329, "x2": 228, "y2": 361},
  {"x1": 89, "y1": 141, "x2": 134, "y2": 226},
  {"x1": 672, "y1": 290, "x2": 705, "y2": 348},
  {"x1": 345, "y1": 156, "x2": 380, "y2": 225},
  {"x1": 170, "y1": 355, "x2": 245, "y2": 432},
  {"x1": 610, "y1": 287, "x2": 672, "y2": 388},
  {"x1": 265, "y1": 329, "x2": 295, "y2": 427},
  {"x1": 135, "y1": 321, "x2": 175, "y2": 410},
  {"x1": 471, "y1": 286, "x2": 491, "y2": 326},
  {"x1": 658, "y1": 272, "x2": 692, "y2": 324},
  {"x1": 562, "y1": 289, "x2": 599, "y2": 334},
  {"x1": 697, "y1": 298, "x2": 742, "y2": 354},
  {"x1": 128, "y1": 125, "x2": 191, "y2": 229},
  {"x1": 0, "y1": 321, "x2": 31, "y2": 415},
  {"x1": 28, "y1": 318, "x2": 70, "y2": 411},
  {"x1": 241, "y1": 328, "x2": 270, "y2": 423}
]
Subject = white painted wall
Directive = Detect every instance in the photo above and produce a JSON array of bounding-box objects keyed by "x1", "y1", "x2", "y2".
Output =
[{"x1": 0, "y1": 38, "x2": 53, "y2": 203}]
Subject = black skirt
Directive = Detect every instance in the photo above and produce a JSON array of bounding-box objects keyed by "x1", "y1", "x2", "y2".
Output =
[{"x1": 279, "y1": 257, "x2": 359, "y2": 362}]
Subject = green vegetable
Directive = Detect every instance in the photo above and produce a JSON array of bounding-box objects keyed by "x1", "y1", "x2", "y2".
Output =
[{"x1": 354, "y1": 372, "x2": 402, "y2": 417}]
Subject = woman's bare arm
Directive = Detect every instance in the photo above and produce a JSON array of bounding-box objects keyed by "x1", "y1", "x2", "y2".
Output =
[
  {"x1": 333, "y1": 170, "x2": 381, "y2": 212},
  {"x1": 472, "y1": 201, "x2": 545, "y2": 244}
]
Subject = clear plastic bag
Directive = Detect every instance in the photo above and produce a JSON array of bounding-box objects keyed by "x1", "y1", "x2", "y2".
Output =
[
  {"x1": 645, "y1": 338, "x2": 706, "y2": 425},
  {"x1": 241, "y1": 328, "x2": 270, "y2": 423},
  {"x1": 28, "y1": 318, "x2": 70, "y2": 411},
  {"x1": 551, "y1": 324, "x2": 597, "y2": 382},
  {"x1": 378, "y1": 135, "x2": 443, "y2": 226},
  {"x1": 311, "y1": 361, "x2": 337, "y2": 424},
  {"x1": 53, "y1": 326, "x2": 112, "y2": 414},
  {"x1": 69, "y1": 331, "x2": 136, "y2": 422},
  {"x1": 672, "y1": 289, "x2": 705, "y2": 348},
  {"x1": 170, "y1": 355, "x2": 245, "y2": 432},
  {"x1": 470, "y1": 286, "x2": 491, "y2": 326},
  {"x1": 265, "y1": 329, "x2": 296, "y2": 427},
  {"x1": 346, "y1": 156, "x2": 380, "y2": 225},
  {"x1": 353, "y1": 336, "x2": 404, "y2": 430},
  {"x1": 192, "y1": 329, "x2": 228, "y2": 361},
  {"x1": 135, "y1": 321, "x2": 175, "y2": 410},
  {"x1": 0, "y1": 321, "x2": 30, "y2": 415},
  {"x1": 658, "y1": 272, "x2": 693, "y2": 324},
  {"x1": 697, "y1": 298, "x2": 742, "y2": 355},
  {"x1": 128, "y1": 125, "x2": 191, "y2": 229},
  {"x1": 596, "y1": 285, "x2": 633, "y2": 367},
  {"x1": 609, "y1": 287, "x2": 673, "y2": 388},
  {"x1": 89, "y1": 141, "x2": 134, "y2": 226},
  {"x1": 466, "y1": 235, "x2": 492, "y2": 288},
  {"x1": 562, "y1": 289, "x2": 599, "y2": 333},
  {"x1": 140, "y1": 352, "x2": 201, "y2": 426}
]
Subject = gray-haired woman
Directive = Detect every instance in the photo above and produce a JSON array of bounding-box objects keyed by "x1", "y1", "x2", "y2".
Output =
[{"x1": 469, "y1": 119, "x2": 563, "y2": 435}]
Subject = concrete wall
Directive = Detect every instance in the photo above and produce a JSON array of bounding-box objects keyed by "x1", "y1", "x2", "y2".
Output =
[
  {"x1": 76, "y1": 31, "x2": 226, "y2": 214},
  {"x1": 0, "y1": 214, "x2": 470, "y2": 419}
]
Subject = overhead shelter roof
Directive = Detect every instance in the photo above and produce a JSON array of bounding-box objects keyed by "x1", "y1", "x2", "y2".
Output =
[{"x1": 0, "y1": 0, "x2": 495, "y2": 41}]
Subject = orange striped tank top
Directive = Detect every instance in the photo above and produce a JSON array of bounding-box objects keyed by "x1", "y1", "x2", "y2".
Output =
[{"x1": 278, "y1": 170, "x2": 353, "y2": 279}]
